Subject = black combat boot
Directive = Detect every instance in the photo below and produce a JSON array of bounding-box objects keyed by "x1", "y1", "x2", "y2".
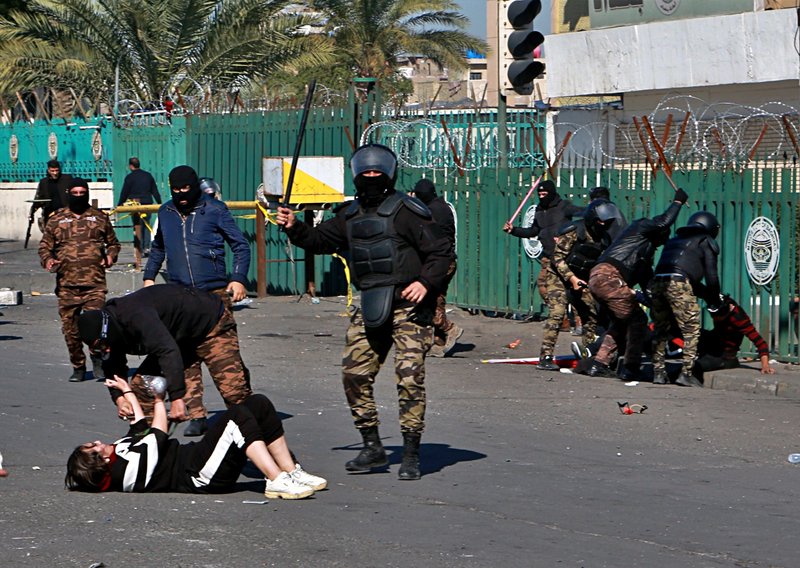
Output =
[
  {"x1": 588, "y1": 360, "x2": 615, "y2": 378},
  {"x1": 68, "y1": 366, "x2": 86, "y2": 382},
  {"x1": 345, "y1": 426, "x2": 388, "y2": 472},
  {"x1": 398, "y1": 432, "x2": 421, "y2": 480},
  {"x1": 538, "y1": 355, "x2": 559, "y2": 371},
  {"x1": 91, "y1": 357, "x2": 105, "y2": 381}
]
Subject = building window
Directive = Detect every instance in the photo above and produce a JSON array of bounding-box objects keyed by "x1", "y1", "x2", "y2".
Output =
[
  {"x1": 469, "y1": 72, "x2": 482, "y2": 80},
  {"x1": 608, "y1": 0, "x2": 643, "y2": 8}
]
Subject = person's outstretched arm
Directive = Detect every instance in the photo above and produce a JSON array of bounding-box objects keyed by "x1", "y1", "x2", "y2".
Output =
[{"x1": 105, "y1": 376, "x2": 144, "y2": 422}]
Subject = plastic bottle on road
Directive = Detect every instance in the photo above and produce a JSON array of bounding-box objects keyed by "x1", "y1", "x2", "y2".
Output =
[{"x1": 788, "y1": 454, "x2": 800, "y2": 464}]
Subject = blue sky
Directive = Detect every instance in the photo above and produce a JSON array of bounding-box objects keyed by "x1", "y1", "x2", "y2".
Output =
[{"x1": 455, "y1": 0, "x2": 552, "y2": 39}]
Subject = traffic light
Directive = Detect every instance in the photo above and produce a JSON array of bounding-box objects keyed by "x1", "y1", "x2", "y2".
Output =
[{"x1": 498, "y1": 0, "x2": 545, "y2": 96}]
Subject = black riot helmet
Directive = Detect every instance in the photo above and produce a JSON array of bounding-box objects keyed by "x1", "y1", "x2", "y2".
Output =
[
  {"x1": 350, "y1": 144, "x2": 398, "y2": 205},
  {"x1": 583, "y1": 199, "x2": 619, "y2": 240},
  {"x1": 199, "y1": 177, "x2": 221, "y2": 199},
  {"x1": 685, "y1": 211, "x2": 720, "y2": 238}
]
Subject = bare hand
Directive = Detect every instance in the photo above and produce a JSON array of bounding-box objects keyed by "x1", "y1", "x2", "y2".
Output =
[
  {"x1": 570, "y1": 276, "x2": 587, "y2": 291},
  {"x1": 400, "y1": 281, "x2": 428, "y2": 304},
  {"x1": 502, "y1": 222, "x2": 513, "y2": 233},
  {"x1": 115, "y1": 396, "x2": 134, "y2": 420},
  {"x1": 168, "y1": 398, "x2": 188, "y2": 422},
  {"x1": 102, "y1": 255, "x2": 114, "y2": 268},
  {"x1": 105, "y1": 376, "x2": 130, "y2": 392},
  {"x1": 45, "y1": 258, "x2": 60, "y2": 272},
  {"x1": 227, "y1": 281, "x2": 247, "y2": 302},
  {"x1": 275, "y1": 206, "x2": 295, "y2": 229},
  {"x1": 143, "y1": 279, "x2": 156, "y2": 287},
  {"x1": 761, "y1": 365, "x2": 775, "y2": 375}
]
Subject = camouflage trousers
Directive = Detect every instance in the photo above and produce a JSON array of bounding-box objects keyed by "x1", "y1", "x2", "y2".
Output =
[
  {"x1": 342, "y1": 304, "x2": 434, "y2": 434},
  {"x1": 588, "y1": 263, "x2": 648, "y2": 369},
  {"x1": 180, "y1": 288, "x2": 252, "y2": 419},
  {"x1": 540, "y1": 269, "x2": 598, "y2": 357},
  {"x1": 650, "y1": 279, "x2": 701, "y2": 374},
  {"x1": 132, "y1": 301, "x2": 253, "y2": 420},
  {"x1": 57, "y1": 285, "x2": 106, "y2": 368},
  {"x1": 433, "y1": 260, "x2": 457, "y2": 343}
]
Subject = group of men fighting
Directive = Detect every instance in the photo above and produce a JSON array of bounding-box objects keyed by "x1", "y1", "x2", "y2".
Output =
[{"x1": 504, "y1": 181, "x2": 774, "y2": 384}]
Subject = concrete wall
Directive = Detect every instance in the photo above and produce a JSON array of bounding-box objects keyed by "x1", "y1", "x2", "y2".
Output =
[
  {"x1": 547, "y1": 9, "x2": 798, "y2": 97},
  {"x1": 0, "y1": 183, "x2": 114, "y2": 242}
]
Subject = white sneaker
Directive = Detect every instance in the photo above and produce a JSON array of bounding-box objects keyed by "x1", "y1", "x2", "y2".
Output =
[
  {"x1": 264, "y1": 471, "x2": 314, "y2": 500},
  {"x1": 291, "y1": 464, "x2": 328, "y2": 491}
]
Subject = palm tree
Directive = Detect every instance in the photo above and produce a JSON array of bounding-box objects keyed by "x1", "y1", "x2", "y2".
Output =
[
  {"x1": 0, "y1": 0, "x2": 333, "y2": 112},
  {"x1": 309, "y1": 0, "x2": 488, "y2": 85}
]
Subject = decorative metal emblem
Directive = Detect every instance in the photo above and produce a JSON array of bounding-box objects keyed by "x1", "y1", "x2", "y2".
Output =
[
  {"x1": 744, "y1": 216, "x2": 780, "y2": 286},
  {"x1": 47, "y1": 132, "x2": 58, "y2": 159},
  {"x1": 655, "y1": 0, "x2": 680, "y2": 16},
  {"x1": 522, "y1": 205, "x2": 543, "y2": 260},
  {"x1": 91, "y1": 131, "x2": 103, "y2": 160},
  {"x1": 9, "y1": 134, "x2": 18, "y2": 163}
]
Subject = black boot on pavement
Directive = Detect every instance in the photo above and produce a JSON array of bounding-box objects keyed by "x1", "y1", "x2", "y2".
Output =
[
  {"x1": 538, "y1": 355, "x2": 559, "y2": 371},
  {"x1": 69, "y1": 366, "x2": 86, "y2": 382},
  {"x1": 652, "y1": 370, "x2": 668, "y2": 385},
  {"x1": 184, "y1": 418, "x2": 208, "y2": 437},
  {"x1": 398, "y1": 432, "x2": 422, "y2": 480},
  {"x1": 91, "y1": 357, "x2": 105, "y2": 381},
  {"x1": 676, "y1": 373, "x2": 703, "y2": 388},
  {"x1": 588, "y1": 360, "x2": 616, "y2": 378},
  {"x1": 345, "y1": 426, "x2": 388, "y2": 472}
]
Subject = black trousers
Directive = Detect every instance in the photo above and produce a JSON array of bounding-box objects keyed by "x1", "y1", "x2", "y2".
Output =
[{"x1": 183, "y1": 394, "x2": 284, "y2": 492}]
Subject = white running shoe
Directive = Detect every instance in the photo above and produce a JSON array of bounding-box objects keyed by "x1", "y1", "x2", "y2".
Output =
[
  {"x1": 291, "y1": 464, "x2": 328, "y2": 491},
  {"x1": 264, "y1": 471, "x2": 314, "y2": 499}
]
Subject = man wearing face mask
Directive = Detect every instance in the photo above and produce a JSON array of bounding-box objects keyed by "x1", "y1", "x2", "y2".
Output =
[
  {"x1": 143, "y1": 165, "x2": 251, "y2": 437},
  {"x1": 38, "y1": 178, "x2": 120, "y2": 383},
  {"x1": 275, "y1": 144, "x2": 452, "y2": 481},
  {"x1": 31, "y1": 160, "x2": 74, "y2": 228}
]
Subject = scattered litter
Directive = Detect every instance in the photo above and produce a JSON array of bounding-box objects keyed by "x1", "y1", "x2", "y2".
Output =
[
  {"x1": 234, "y1": 298, "x2": 253, "y2": 306},
  {"x1": 31, "y1": 466, "x2": 41, "y2": 470},
  {"x1": 624, "y1": 381, "x2": 639, "y2": 386},
  {"x1": 559, "y1": 368, "x2": 573, "y2": 374},
  {"x1": 617, "y1": 401, "x2": 647, "y2": 415},
  {"x1": 311, "y1": 297, "x2": 321, "y2": 304},
  {"x1": 788, "y1": 453, "x2": 800, "y2": 464},
  {"x1": 506, "y1": 339, "x2": 522, "y2": 349},
  {"x1": 242, "y1": 500, "x2": 269, "y2": 505},
  {"x1": 30, "y1": 291, "x2": 41, "y2": 296},
  {"x1": 314, "y1": 332, "x2": 332, "y2": 337},
  {"x1": 88, "y1": 563, "x2": 105, "y2": 568}
]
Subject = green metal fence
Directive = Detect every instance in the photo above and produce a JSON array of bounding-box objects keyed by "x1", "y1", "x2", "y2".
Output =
[{"x1": 2, "y1": 109, "x2": 798, "y2": 359}]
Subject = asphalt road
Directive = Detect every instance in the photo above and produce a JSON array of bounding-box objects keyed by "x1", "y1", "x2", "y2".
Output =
[{"x1": 1, "y1": 293, "x2": 799, "y2": 567}]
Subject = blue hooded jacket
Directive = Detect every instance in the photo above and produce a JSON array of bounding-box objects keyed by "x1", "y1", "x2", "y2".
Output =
[{"x1": 143, "y1": 195, "x2": 250, "y2": 291}]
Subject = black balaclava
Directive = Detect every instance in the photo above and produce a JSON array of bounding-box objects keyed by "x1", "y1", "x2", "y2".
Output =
[
  {"x1": 78, "y1": 309, "x2": 122, "y2": 355},
  {"x1": 413, "y1": 179, "x2": 436, "y2": 204},
  {"x1": 169, "y1": 165, "x2": 202, "y2": 214},
  {"x1": 67, "y1": 177, "x2": 91, "y2": 214},
  {"x1": 537, "y1": 180, "x2": 557, "y2": 209}
]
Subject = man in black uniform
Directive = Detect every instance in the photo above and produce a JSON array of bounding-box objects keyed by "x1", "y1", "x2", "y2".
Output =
[
  {"x1": 650, "y1": 211, "x2": 721, "y2": 387},
  {"x1": 503, "y1": 180, "x2": 583, "y2": 368},
  {"x1": 77, "y1": 284, "x2": 252, "y2": 426},
  {"x1": 117, "y1": 157, "x2": 162, "y2": 253},
  {"x1": 275, "y1": 144, "x2": 452, "y2": 481},
  {"x1": 31, "y1": 160, "x2": 73, "y2": 229},
  {"x1": 411, "y1": 178, "x2": 462, "y2": 357},
  {"x1": 587, "y1": 188, "x2": 689, "y2": 380}
]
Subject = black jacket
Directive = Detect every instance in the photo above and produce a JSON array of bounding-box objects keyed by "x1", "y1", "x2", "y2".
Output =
[
  {"x1": 655, "y1": 228, "x2": 720, "y2": 300},
  {"x1": 102, "y1": 285, "x2": 224, "y2": 401},
  {"x1": 33, "y1": 173, "x2": 74, "y2": 218},
  {"x1": 426, "y1": 196, "x2": 456, "y2": 256},
  {"x1": 118, "y1": 168, "x2": 162, "y2": 206},
  {"x1": 596, "y1": 202, "x2": 682, "y2": 286},
  {"x1": 286, "y1": 192, "x2": 452, "y2": 306},
  {"x1": 510, "y1": 195, "x2": 583, "y2": 258}
]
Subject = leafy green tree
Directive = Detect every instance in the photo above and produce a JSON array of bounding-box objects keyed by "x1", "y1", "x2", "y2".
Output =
[
  {"x1": 307, "y1": 0, "x2": 488, "y2": 98},
  {"x1": 0, "y1": 0, "x2": 333, "y2": 109}
]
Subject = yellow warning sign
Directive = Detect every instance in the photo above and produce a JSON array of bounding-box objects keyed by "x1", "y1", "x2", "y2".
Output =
[{"x1": 262, "y1": 157, "x2": 345, "y2": 206}]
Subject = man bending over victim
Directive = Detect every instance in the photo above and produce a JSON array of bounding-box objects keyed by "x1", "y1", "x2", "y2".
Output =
[{"x1": 65, "y1": 377, "x2": 325, "y2": 500}]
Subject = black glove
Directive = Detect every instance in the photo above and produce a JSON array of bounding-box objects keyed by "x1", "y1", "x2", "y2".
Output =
[
  {"x1": 673, "y1": 187, "x2": 689, "y2": 204},
  {"x1": 634, "y1": 289, "x2": 651, "y2": 307}
]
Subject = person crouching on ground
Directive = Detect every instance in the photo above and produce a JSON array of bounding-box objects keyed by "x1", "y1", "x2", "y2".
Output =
[{"x1": 65, "y1": 376, "x2": 325, "y2": 499}]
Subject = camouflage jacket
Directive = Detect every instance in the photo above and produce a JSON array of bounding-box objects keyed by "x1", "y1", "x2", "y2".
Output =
[
  {"x1": 552, "y1": 222, "x2": 604, "y2": 283},
  {"x1": 38, "y1": 207, "x2": 121, "y2": 288}
]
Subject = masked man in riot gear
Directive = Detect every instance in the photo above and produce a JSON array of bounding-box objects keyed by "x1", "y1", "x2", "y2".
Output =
[
  {"x1": 649, "y1": 211, "x2": 721, "y2": 387},
  {"x1": 587, "y1": 188, "x2": 689, "y2": 380},
  {"x1": 550, "y1": 199, "x2": 627, "y2": 364},
  {"x1": 275, "y1": 144, "x2": 452, "y2": 481},
  {"x1": 39, "y1": 178, "x2": 120, "y2": 382}
]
